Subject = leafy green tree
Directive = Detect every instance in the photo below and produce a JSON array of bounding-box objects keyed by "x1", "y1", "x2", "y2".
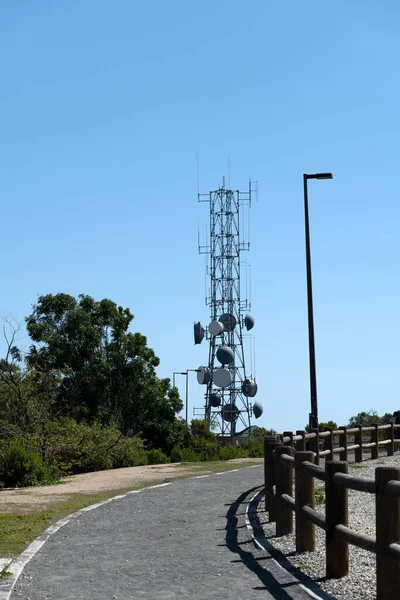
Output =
[
  {"x1": 25, "y1": 293, "x2": 184, "y2": 451},
  {"x1": 348, "y1": 410, "x2": 390, "y2": 427},
  {"x1": 248, "y1": 426, "x2": 277, "y2": 439},
  {"x1": 0, "y1": 319, "x2": 59, "y2": 433},
  {"x1": 188, "y1": 419, "x2": 218, "y2": 449},
  {"x1": 318, "y1": 420, "x2": 338, "y2": 432}
]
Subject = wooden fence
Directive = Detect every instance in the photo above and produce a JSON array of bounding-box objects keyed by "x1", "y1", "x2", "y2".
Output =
[{"x1": 263, "y1": 425, "x2": 400, "y2": 600}]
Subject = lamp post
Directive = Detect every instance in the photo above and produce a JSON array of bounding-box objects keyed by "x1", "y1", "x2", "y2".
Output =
[
  {"x1": 186, "y1": 369, "x2": 201, "y2": 425},
  {"x1": 173, "y1": 371, "x2": 187, "y2": 390},
  {"x1": 172, "y1": 370, "x2": 201, "y2": 424},
  {"x1": 303, "y1": 172, "x2": 333, "y2": 431}
]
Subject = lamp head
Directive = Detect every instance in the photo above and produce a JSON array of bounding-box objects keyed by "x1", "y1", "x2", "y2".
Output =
[{"x1": 305, "y1": 172, "x2": 333, "y2": 180}]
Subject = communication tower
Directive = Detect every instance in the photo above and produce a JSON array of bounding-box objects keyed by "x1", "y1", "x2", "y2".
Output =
[{"x1": 193, "y1": 178, "x2": 263, "y2": 437}]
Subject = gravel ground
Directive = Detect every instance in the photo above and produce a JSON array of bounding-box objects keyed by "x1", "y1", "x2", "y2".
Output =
[{"x1": 257, "y1": 454, "x2": 400, "y2": 600}]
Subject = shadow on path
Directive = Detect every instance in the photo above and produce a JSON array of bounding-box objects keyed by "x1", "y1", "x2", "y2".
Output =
[
  {"x1": 247, "y1": 489, "x2": 337, "y2": 600},
  {"x1": 225, "y1": 486, "x2": 307, "y2": 599}
]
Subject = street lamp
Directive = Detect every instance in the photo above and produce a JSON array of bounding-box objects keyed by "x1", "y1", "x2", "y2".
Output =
[
  {"x1": 172, "y1": 370, "x2": 200, "y2": 424},
  {"x1": 172, "y1": 371, "x2": 187, "y2": 389},
  {"x1": 185, "y1": 369, "x2": 201, "y2": 424},
  {"x1": 303, "y1": 172, "x2": 333, "y2": 431}
]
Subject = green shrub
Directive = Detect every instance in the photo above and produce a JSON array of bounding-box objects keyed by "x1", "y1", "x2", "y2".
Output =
[
  {"x1": 218, "y1": 445, "x2": 245, "y2": 460},
  {"x1": 128, "y1": 451, "x2": 148, "y2": 466},
  {"x1": 170, "y1": 445, "x2": 183, "y2": 463},
  {"x1": 170, "y1": 447, "x2": 199, "y2": 463},
  {"x1": 0, "y1": 441, "x2": 54, "y2": 488},
  {"x1": 146, "y1": 448, "x2": 170, "y2": 465},
  {"x1": 199, "y1": 445, "x2": 220, "y2": 461},
  {"x1": 239, "y1": 440, "x2": 263, "y2": 458},
  {"x1": 39, "y1": 418, "x2": 147, "y2": 475}
]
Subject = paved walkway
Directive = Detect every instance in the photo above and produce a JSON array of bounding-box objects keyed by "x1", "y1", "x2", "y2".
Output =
[{"x1": 5, "y1": 466, "x2": 324, "y2": 600}]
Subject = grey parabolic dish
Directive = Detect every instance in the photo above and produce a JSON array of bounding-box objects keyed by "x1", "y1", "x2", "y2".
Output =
[
  {"x1": 219, "y1": 313, "x2": 237, "y2": 332},
  {"x1": 197, "y1": 366, "x2": 211, "y2": 385},
  {"x1": 208, "y1": 320, "x2": 224, "y2": 336},
  {"x1": 213, "y1": 368, "x2": 232, "y2": 388},
  {"x1": 244, "y1": 313, "x2": 255, "y2": 331},
  {"x1": 221, "y1": 403, "x2": 240, "y2": 422},
  {"x1": 241, "y1": 378, "x2": 258, "y2": 397},
  {"x1": 209, "y1": 394, "x2": 221, "y2": 408},
  {"x1": 193, "y1": 321, "x2": 205, "y2": 344},
  {"x1": 253, "y1": 401, "x2": 263, "y2": 419},
  {"x1": 216, "y1": 345, "x2": 234, "y2": 365}
]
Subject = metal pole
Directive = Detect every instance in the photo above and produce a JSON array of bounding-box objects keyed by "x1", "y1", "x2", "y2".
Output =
[
  {"x1": 303, "y1": 174, "x2": 318, "y2": 431},
  {"x1": 185, "y1": 371, "x2": 189, "y2": 424}
]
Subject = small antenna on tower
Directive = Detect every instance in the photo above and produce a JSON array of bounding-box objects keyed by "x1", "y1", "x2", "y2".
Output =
[
  {"x1": 253, "y1": 337, "x2": 256, "y2": 379},
  {"x1": 228, "y1": 157, "x2": 231, "y2": 189},
  {"x1": 197, "y1": 153, "x2": 200, "y2": 195},
  {"x1": 249, "y1": 264, "x2": 252, "y2": 311}
]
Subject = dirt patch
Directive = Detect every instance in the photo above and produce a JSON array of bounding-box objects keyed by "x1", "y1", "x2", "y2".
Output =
[{"x1": 0, "y1": 458, "x2": 262, "y2": 510}]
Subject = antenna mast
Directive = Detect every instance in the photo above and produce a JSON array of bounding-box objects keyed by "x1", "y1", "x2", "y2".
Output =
[{"x1": 194, "y1": 179, "x2": 262, "y2": 438}]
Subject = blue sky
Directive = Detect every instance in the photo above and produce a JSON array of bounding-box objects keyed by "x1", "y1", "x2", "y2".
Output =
[{"x1": 1, "y1": 1, "x2": 399, "y2": 433}]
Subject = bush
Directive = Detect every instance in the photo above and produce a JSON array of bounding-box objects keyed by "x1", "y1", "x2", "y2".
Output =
[
  {"x1": 218, "y1": 445, "x2": 245, "y2": 461},
  {"x1": 199, "y1": 445, "x2": 220, "y2": 461},
  {"x1": 239, "y1": 440, "x2": 263, "y2": 458},
  {"x1": 170, "y1": 446, "x2": 199, "y2": 463},
  {"x1": 146, "y1": 448, "x2": 170, "y2": 465},
  {"x1": 0, "y1": 441, "x2": 54, "y2": 488},
  {"x1": 37, "y1": 418, "x2": 147, "y2": 476}
]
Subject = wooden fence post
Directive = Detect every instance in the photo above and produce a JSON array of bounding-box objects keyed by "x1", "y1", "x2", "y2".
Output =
[
  {"x1": 376, "y1": 466, "x2": 400, "y2": 599},
  {"x1": 274, "y1": 445, "x2": 294, "y2": 536},
  {"x1": 355, "y1": 425, "x2": 363, "y2": 463},
  {"x1": 310, "y1": 428, "x2": 320, "y2": 465},
  {"x1": 387, "y1": 423, "x2": 394, "y2": 457},
  {"x1": 296, "y1": 430, "x2": 306, "y2": 451},
  {"x1": 325, "y1": 461, "x2": 349, "y2": 578},
  {"x1": 295, "y1": 451, "x2": 315, "y2": 552},
  {"x1": 371, "y1": 424, "x2": 379, "y2": 460},
  {"x1": 339, "y1": 426, "x2": 348, "y2": 462},
  {"x1": 264, "y1": 436, "x2": 282, "y2": 522},
  {"x1": 325, "y1": 427, "x2": 334, "y2": 461},
  {"x1": 283, "y1": 431, "x2": 293, "y2": 449}
]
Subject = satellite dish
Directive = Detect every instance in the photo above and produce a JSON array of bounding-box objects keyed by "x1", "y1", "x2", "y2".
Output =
[
  {"x1": 244, "y1": 313, "x2": 255, "y2": 331},
  {"x1": 197, "y1": 366, "x2": 211, "y2": 385},
  {"x1": 221, "y1": 403, "x2": 240, "y2": 422},
  {"x1": 213, "y1": 368, "x2": 232, "y2": 388},
  {"x1": 220, "y1": 313, "x2": 237, "y2": 332},
  {"x1": 216, "y1": 345, "x2": 234, "y2": 365},
  {"x1": 253, "y1": 401, "x2": 263, "y2": 419},
  {"x1": 209, "y1": 394, "x2": 221, "y2": 408},
  {"x1": 208, "y1": 320, "x2": 224, "y2": 336},
  {"x1": 241, "y1": 378, "x2": 258, "y2": 397},
  {"x1": 193, "y1": 322, "x2": 205, "y2": 344}
]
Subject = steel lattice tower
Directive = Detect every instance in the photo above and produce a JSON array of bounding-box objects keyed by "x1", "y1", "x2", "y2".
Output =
[{"x1": 194, "y1": 178, "x2": 261, "y2": 437}]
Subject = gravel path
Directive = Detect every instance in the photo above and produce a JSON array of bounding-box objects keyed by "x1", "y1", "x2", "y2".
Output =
[
  {"x1": 256, "y1": 454, "x2": 400, "y2": 600},
  {"x1": 7, "y1": 466, "x2": 312, "y2": 600}
]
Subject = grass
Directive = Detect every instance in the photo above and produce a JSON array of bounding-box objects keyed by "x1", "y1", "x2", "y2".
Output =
[
  {"x1": 314, "y1": 488, "x2": 325, "y2": 505},
  {"x1": 0, "y1": 564, "x2": 12, "y2": 579},
  {"x1": 0, "y1": 458, "x2": 262, "y2": 559}
]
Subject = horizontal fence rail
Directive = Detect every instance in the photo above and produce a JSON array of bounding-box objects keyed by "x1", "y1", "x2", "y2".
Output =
[
  {"x1": 281, "y1": 422, "x2": 400, "y2": 465},
  {"x1": 263, "y1": 424, "x2": 400, "y2": 600}
]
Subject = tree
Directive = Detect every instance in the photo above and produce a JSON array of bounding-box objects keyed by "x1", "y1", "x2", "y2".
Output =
[
  {"x1": 318, "y1": 420, "x2": 338, "y2": 432},
  {"x1": 25, "y1": 293, "x2": 184, "y2": 450},
  {"x1": 348, "y1": 410, "x2": 391, "y2": 427},
  {"x1": 0, "y1": 318, "x2": 59, "y2": 433}
]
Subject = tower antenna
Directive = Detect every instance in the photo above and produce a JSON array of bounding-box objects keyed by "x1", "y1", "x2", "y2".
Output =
[{"x1": 194, "y1": 179, "x2": 262, "y2": 438}]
